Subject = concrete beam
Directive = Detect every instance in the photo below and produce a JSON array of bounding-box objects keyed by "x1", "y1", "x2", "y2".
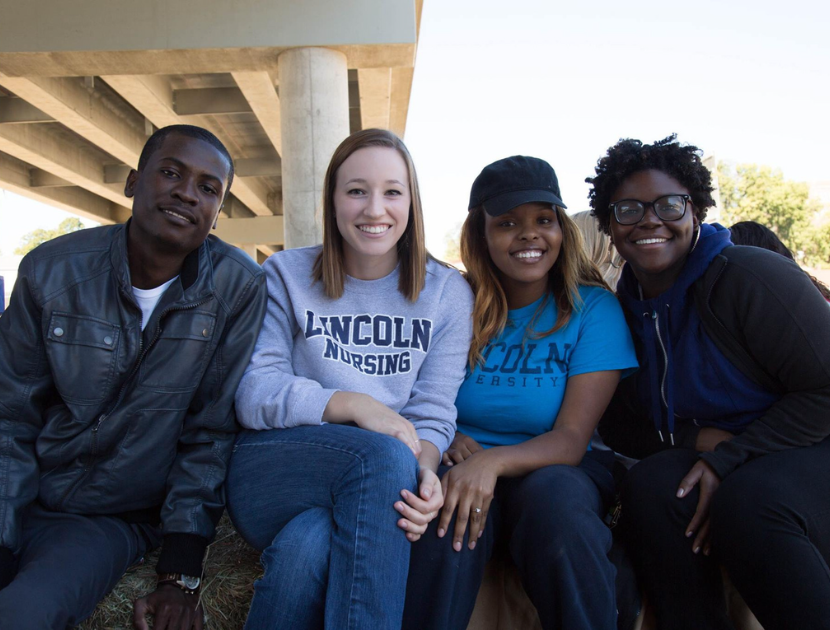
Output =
[
  {"x1": 389, "y1": 66, "x2": 414, "y2": 138},
  {"x1": 236, "y1": 157, "x2": 281, "y2": 178},
  {"x1": 213, "y1": 215, "x2": 284, "y2": 246},
  {"x1": 30, "y1": 168, "x2": 72, "y2": 187},
  {"x1": 173, "y1": 87, "x2": 251, "y2": 116},
  {"x1": 0, "y1": 123, "x2": 130, "y2": 207},
  {"x1": 0, "y1": 1, "x2": 418, "y2": 60},
  {"x1": 104, "y1": 163, "x2": 132, "y2": 184},
  {"x1": 0, "y1": 45, "x2": 417, "y2": 78},
  {"x1": 0, "y1": 150, "x2": 127, "y2": 224},
  {"x1": 232, "y1": 71, "x2": 282, "y2": 156},
  {"x1": 101, "y1": 74, "x2": 180, "y2": 128},
  {"x1": 102, "y1": 74, "x2": 274, "y2": 217},
  {"x1": 357, "y1": 68, "x2": 391, "y2": 130},
  {"x1": 0, "y1": 75, "x2": 147, "y2": 167},
  {"x1": 0, "y1": 96, "x2": 53, "y2": 124}
]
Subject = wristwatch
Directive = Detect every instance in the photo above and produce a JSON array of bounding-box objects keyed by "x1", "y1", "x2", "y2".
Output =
[{"x1": 157, "y1": 572, "x2": 201, "y2": 595}]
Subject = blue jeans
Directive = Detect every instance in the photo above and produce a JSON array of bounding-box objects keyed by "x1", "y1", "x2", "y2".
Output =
[
  {"x1": 0, "y1": 502, "x2": 160, "y2": 629},
  {"x1": 403, "y1": 452, "x2": 617, "y2": 630},
  {"x1": 227, "y1": 424, "x2": 419, "y2": 630}
]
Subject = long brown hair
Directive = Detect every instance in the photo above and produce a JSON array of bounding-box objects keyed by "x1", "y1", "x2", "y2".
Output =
[
  {"x1": 312, "y1": 128, "x2": 427, "y2": 301},
  {"x1": 461, "y1": 206, "x2": 608, "y2": 367}
]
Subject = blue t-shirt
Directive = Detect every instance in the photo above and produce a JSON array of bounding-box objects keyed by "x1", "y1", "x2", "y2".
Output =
[{"x1": 455, "y1": 286, "x2": 638, "y2": 448}]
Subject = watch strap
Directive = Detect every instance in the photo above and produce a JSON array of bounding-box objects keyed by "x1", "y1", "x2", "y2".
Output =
[{"x1": 157, "y1": 572, "x2": 200, "y2": 595}]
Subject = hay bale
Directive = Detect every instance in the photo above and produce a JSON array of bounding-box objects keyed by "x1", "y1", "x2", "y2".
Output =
[{"x1": 79, "y1": 514, "x2": 262, "y2": 630}]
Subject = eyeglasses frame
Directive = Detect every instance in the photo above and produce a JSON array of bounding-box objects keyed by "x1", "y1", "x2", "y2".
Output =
[{"x1": 610, "y1": 194, "x2": 692, "y2": 225}]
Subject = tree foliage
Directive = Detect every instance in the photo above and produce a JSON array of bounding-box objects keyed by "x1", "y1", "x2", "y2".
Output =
[
  {"x1": 717, "y1": 163, "x2": 828, "y2": 266},
  {"x1": 14, "y1": 217, "x2": 85, "y2": 255}
]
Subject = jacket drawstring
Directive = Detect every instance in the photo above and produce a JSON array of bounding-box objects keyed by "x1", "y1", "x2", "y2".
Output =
[
  {"x1": 664, "y1": 305, "x2": 676, "y2": 444},
  {"x1": 642, "y1": 311, "x2": 666, "y2": 442}
]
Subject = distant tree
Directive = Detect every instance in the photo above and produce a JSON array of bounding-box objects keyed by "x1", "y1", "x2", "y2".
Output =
[
  {"x1": 443, "y1": 223, "x2": 462, "y2": 262},
  {"x1": 718, "y1": 163, "x2": 826, "y2": 266},
  {"x1": 14, "y1": 217, "x2": 85, "y2": 255}
]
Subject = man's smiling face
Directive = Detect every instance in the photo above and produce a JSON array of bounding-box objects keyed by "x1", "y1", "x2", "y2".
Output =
[{"x1": 125, "y1": 133, "x2": 231, "y2": 256}]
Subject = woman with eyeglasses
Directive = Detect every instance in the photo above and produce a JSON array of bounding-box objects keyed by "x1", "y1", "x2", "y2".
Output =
[{"x1": 587, "y1": 135, "x2": 830, "y2": 630}]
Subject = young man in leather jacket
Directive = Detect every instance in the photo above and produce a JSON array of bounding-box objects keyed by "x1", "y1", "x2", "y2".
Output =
[{"x1": 0, "y1": 125, "x2": 267, "y2": 629}]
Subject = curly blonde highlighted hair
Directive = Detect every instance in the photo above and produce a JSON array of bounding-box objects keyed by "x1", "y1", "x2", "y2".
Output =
[{"x1": 461, "y1": 206, "x2": 609, "y2": 367}]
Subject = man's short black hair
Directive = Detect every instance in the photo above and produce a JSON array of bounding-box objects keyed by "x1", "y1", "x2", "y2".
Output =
[
  {"x1": 586, "y1": 134, "x2": 715, "y2": 235},
  {"x1": 137, "y1": 124, "x2": 234, "y2": 196}
]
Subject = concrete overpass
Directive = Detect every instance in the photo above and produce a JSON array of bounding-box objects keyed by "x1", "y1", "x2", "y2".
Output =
[{"x1": 0, "y1": 0, "x2": 423, "y2": 262}]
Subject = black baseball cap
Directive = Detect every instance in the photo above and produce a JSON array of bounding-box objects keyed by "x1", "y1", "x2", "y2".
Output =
[{"x1": 468, "y1": 155, "x2": 567, "y2": 216}]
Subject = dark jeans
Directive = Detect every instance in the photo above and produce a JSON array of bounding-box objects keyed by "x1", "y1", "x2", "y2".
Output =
[
  {"x1": 0, "y1": 502, "x2": 161, "y2": 629},
  {"x1": 403, "y1": 452, "x2": 617, "y2": 630},
  {"x1": 620, "y1": 438, "x2": 830, "y2": 630}
]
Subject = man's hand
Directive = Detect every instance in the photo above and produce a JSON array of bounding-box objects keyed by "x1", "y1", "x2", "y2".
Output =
[
  {"x1": 133, "y1": 584, "x2": 203, "y2": 630},
  {"x1": 442, "y1": 432, "x2": 484, "y2": 466},
  {"x1": 676, "y1": 459, "x2": 721, "y2": 556}
]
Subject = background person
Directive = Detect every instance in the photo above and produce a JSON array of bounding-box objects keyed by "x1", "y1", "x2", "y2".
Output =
[
  {"x1": 403, "y1": 156, "x2": 637, "y2": 630},
  {"x1": 728, "y1": 219, "x2": 830, "y2": 302},
  {"x1": 588, "y1": 135, "x2": 830, "y2": 630},
  {"x1": 0, "y1": 125, "x2": 267, "y2": 630},
  {"x1": 571, "y1": 209, "x2": 624, "y2": 289},
  {"x1": 226, "y1": 128, "x2": 473, "y2": 630}
]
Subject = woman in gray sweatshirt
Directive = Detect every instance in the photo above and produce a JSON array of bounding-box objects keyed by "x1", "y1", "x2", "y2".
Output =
[{"x1": 226, "y1": 129, "x2": 473, "y2": 629}]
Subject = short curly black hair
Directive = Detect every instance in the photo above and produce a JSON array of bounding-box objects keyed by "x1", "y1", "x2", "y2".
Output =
[{"x1": 586, "y1": 134, "x2": 715, "y2": 235}]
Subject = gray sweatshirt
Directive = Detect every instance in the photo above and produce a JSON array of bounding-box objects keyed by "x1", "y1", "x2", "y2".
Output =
[{"x1": 235, "y1": 245, "x2": 474, "y2": 454}]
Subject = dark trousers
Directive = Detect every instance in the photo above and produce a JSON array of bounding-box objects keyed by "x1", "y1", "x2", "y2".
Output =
[
  {"x1": 620, "y1": 438, "x2": 830, "y2": 630},
  {"x1": 0, "y1": 502, "x2": 161, "y2": 629},
  {"x1": 403, "y1": 453, "x2": 617, "y2": 630}
]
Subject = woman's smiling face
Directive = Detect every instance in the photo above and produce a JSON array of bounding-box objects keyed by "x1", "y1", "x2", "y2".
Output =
[
  {"x1": 609, "y1": 169, "x2": 699, "y2": 298},
  {"x1": 485, "y1": 202, "x2": 562, "y2": 308},
  {"x1": 333, "y1": 146, "x2": 411, "y2": 279}
]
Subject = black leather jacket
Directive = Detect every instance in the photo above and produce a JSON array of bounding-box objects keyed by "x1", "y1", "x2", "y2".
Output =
[{"x1": 0, "y1": 224, "x2": 266, "y2": 574}]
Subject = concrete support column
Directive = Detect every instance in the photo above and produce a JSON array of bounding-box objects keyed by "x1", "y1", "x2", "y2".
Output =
[{"x1": 278, "y1": 47, "x2": 350, "y2": 249}]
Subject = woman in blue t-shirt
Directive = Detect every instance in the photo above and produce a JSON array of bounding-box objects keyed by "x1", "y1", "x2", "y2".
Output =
[{"x1": 403, "y1": 156, "x2": 638, "y2": 630}]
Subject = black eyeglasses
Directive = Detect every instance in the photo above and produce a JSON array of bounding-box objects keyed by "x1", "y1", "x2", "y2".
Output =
[{"x1": 609, "y1": 194, "x2": 691, "y2": 225}]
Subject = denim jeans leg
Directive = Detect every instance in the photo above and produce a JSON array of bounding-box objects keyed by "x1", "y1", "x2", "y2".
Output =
[
  {"x1": 244, "y1": 507, "x2": 333, "y2": 630},
  {"x1": 227, "y1": 424, "x2": 419, "y2": 630},
  {"x1": 502, "y1": 459, "x2": 616, "y2": 630},
  {"x1": 402, "y1": 464, "x2": 501, "y2": 630},
  {"x1": 0, "y1": 502, "x2": 160, "y2": 629}
]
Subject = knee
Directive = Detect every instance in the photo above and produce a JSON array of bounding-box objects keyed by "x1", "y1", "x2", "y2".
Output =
[
  {"x1": 710, "y1": 467, "x2": 768, "y2": 552},
  {"x1": 620, "y1": 450, "x2": 697, "y2": 527},
  {"x1": 260, "y1": 508, "x2": 332, "y2": 590},
  {"x1": 354, "y1": 433, "x2": 419, "y2": 491},
  {"x1": 0, "y1": 584, "x2": 65, "y2": 628}
]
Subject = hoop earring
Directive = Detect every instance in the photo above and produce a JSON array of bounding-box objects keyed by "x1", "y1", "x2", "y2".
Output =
[{"x1": 689, "y1": 225, "x2": 701, "y2": 253}]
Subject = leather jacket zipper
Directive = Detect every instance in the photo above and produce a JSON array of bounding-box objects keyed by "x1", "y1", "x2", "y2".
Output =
[{"x1": 56, "y1": 296, "x2": 211, "y2": 509}]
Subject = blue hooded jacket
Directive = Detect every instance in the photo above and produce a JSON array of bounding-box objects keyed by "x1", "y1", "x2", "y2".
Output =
[{"x1": 616, "y1": 223, "x2": 780, "y2": 443}]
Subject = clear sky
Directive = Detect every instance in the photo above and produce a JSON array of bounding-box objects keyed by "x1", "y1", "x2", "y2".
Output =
[
  {"x1": 1, "y1": 0, "x2": 828, "y2": 257},
  {"x1": 405, "y1": 0, "x2": 830, "y2": 253}
]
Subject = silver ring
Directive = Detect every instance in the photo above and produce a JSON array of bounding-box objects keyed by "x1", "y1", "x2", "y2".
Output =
[{"x1": 473, "y1": 507, "x2": 482, "y2": 514}]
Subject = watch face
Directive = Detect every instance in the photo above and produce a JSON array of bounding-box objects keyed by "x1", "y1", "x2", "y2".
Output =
[{"x1": 181, "y1": 575, "x2": 201, "y2": 590}]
